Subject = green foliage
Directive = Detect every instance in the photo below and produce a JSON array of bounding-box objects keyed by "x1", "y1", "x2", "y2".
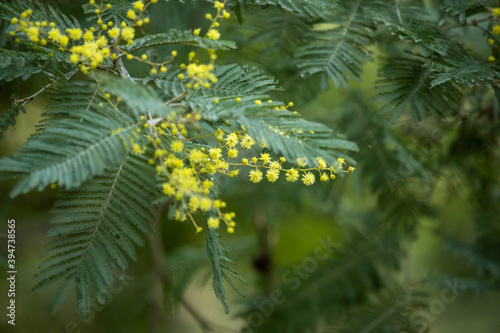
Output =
[
  {"x1": 375, "y1": 55, "x2": 461, "y2": 122},
  {"x1": 0, "y1": 48, "x2": 70, "y2": 82},
  {"x1": 148, "y1": 64, "x2": 278, "y2": 99},
  {"x1": 251, "y1": 0, "x2": 341, "y2": 19},
  {"x1": 1, "y1": 83, "x2": 128, "y2": 195},
  {"x1": 0, "y1": 100, "x2": 25, "y2": 141},
  {"x1": 1, "y1": 0, "x2": 500, "y2": 332},
  {"x1": 124, "y1": 29, "x2": 237, "y2": 52},
  {"x1": 295, "y1": 0, "x2": 374, "y2": 87},
  {"x1": 205, "y1": 226, "x2": 245, "y2": 313},
  {"x1": 34, "y1": 151, "x2": 156, "y2": 320},
  {"x1": 324, "y1": 288, "x2": 429, "y2": 333}
]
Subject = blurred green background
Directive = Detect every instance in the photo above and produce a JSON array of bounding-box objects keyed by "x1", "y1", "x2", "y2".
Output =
[{"x1": 2, "y1": 0, "x2": 500, "y2": 332}]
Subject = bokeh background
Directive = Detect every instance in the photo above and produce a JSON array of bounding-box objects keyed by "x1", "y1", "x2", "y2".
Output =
[{"x1": 2, "y1": 0, "x2": 500, "y2": 332}]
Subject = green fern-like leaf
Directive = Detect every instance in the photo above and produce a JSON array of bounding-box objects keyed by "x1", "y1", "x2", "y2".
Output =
[
  {"x1": 374, "y1": 55, "x2": 461, "y2": 122},
  {"x1": 0, "y1": 48, "x2": 71, "y2": 82},
  {"x1": 33, "y1": 151, "x2": 156, "y2": 319},
  {"x1": 194, "y1": 96, "x2": 358, "y2": 165},
  {"x1": 206, "y1": 227, "x2": 245, "y2": 313},
  {"x1": 222, "y1": 11, "x2": 326, "y2": 103},
  {"x1": 0, "y1": 100, "x2": 26, "y2": 142},
  {"x1": 151, "y1": 64, "x2": 357, "y2": 164},
  {"x1": 148, "y1": 64, "x2": 278, "y2": 101},
  {"x1": 324, "y1": 288, "x2": 429, "y2": 333},
  {"x1": 252, "y1": 0, "x2": 341, "y2": 19},
  {"x1": 295, "y1": 0, "x2": 373, "y2": 88},
  {"x1": 0, "y1": 77, "x2": 173, "y2": 197},
  {"x1": 423, "y1": 50, "x2": 500, "y2": 88}
]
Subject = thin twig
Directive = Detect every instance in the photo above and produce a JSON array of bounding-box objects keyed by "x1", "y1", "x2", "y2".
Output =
[
  {"x1": 442, "y1": 15, "x2": 492, "y2": 30},
  {"x1": 14, "y1": 68, "x2": 79, "y2": 107},
  {"x1": 166, "y1": 89, "x2": 189, "y2": 105},
  {"x1": 114, "y1": 49, "x2": 134, "y2": 82}
]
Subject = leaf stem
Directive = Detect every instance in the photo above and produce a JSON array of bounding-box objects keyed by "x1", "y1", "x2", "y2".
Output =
[{"x1": 14, "y1": 68, "x2": 79, "y2": 107}]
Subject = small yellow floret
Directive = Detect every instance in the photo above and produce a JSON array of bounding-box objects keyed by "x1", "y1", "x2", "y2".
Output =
[
  {"x1": 286, "y1": 168, "x2": 299, "y2": 182},
  {"x1": 108, "y1": 27, "x2": 120, "y2": 38},
  {"x1": 171, "y1": 140, "x2": 184, "y2": 153},
  {"x1": 302, "y1": 172, "x2": 315, "y2": 186},
  {"x1": 208, "y1": 217, "x2": 220, "y2": 228},
  {"x1": 162, "y1": 183, "x2": 174, "y2": 195},
  {"x1": 207, "y1": 29, "x2": 220, "y2": 40},
  {"x1": 200, "y1": 198, "x2": 212, "y2": 211},
  {"x1": 69, "y1": 29, "x2": 82, "y2": 40},
  {"x1": 121, "y1": 26, "x2": 135, "y2": 40},
  {"x1": 127, "y1": 9, "x2": 136, "y2": 20},
  {"x1": 59, "y1": 35, "x2": 69, "y2": 47},
  {"x1": 134, "y1": 1, "x2": 144, "y2": 11},
  {"x1": 266, "y1": 169, "x2": 280, "y2": 182},
  {"x1": 249, "y1": 169, "x2": 263, "y2": 183}
]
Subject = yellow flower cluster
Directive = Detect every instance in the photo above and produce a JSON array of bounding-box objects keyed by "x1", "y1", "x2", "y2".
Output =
[
  {"x1": 8, "y1": 1, "x2": 159, "y2": 74},
  {"x1": 179, "y1": 50, "x2": 218, "y2": 89},
  {"x1": 241, "y1": 154, "x2": 353, "y2": 185},
  {"x1": 143, "y1": 116, "x2": 237, "y2": 234},
  {"x1": 205, "y1": 1, "x2": 230, "y2": 41},
  {"x1": 489, "y1": 7, "x2": 500, "y2": 62},
  {"x1": 103, "y1": 89, "x2": 355, "y2": 234},
  {"x1": 177, "y1": 0, "x2": 231, "y2": 90},
  {"x1": 10, "y1": 1, "x2": 354, "y2": 235}
]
